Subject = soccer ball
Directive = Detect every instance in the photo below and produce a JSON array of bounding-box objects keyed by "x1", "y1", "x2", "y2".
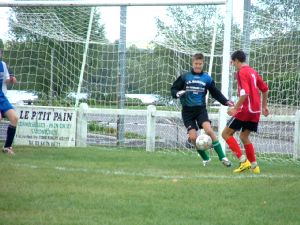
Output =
[{"x1": 195, "y1": 134, "x2": 212, "y2": 151}]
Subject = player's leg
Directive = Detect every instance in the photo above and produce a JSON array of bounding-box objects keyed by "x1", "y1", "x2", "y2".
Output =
[
  {"x1": 188, "y1": 127, "x2": 211, "y2": 166},
  {"x1": 222, "y1": 118, "x2": 251, "y2": 172},
  {"x1": 3, "y1": 109, "x2": 18, "y2": 154},
  {"x1": 240, "y1": 122, "x2": 260, "y2": 173},
  {"x1": 201, "y1": 121, "x2": 231, "y2": 167},
  {"x1": 0, "y1": 97, "x2": 17, "y2": 154},
  {"x1": 182, "y1": 109, "x2": 210, "y2": 165},
  {"x1": 196, "y1": 107, "x2": 231, "y2": 167}
]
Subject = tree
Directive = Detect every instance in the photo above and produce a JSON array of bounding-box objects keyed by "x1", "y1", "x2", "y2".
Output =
[
  {"x1": 155, "y1": 5, "x2": 225, "y2": 55},
  {"x1": 8, "y1": 7, "x2": 106, "y2": 42},
  {"x1": 0, "y1": 39, "x2": 4, "y2": 50},
  {"x1": 251, "y1": 0, "x2": 299, "y2": 36},
  {"x1": 154, "y1": 5, "x2": 233, "y2": 94},
  {"x1": 5, "y1": 7, "x2": 107, "y2": 105},
  {"x1": 249, "y1": 0, "x2": 300, "y2": 106}
]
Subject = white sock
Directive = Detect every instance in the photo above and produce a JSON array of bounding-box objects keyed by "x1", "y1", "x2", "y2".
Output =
[
  {"x1": 251, "y1": 162, "x2": 258, "y2": 168},
  {"x1": 238, "y1": 155, "x2": 246, "y2": 163}
]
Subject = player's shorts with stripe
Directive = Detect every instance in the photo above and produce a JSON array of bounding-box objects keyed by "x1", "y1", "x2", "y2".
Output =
[
  {"x1": 182, "y1": 106, "x2": 210, "y2": 132},
  {"x1": 0, "y1": 95, "x2": 14, "y2": 114},
  {"x1": 227, "y1": 117, "x2": 258, "y2": 132}
]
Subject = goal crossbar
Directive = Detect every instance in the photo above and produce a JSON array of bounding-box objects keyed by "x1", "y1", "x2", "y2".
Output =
[{"x1": 0, "y1": 0, "x2": 226, "y2": 7}]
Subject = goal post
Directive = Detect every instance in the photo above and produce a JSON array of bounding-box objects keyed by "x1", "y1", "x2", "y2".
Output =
[
  {"x1": 1, "y1": 0, "x2": 299, "y2": 162},
  {"x1": 218, "y1": 0, "x2": 232, "y2": 153}
]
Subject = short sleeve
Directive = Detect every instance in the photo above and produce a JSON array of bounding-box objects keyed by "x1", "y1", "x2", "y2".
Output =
[{"x1": 2, "y1": 61, "x2": 10, "y2": 80}]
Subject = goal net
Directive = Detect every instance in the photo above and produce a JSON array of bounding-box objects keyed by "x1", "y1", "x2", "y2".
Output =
[
  {"x1": 230, "y1": 10, "x2": 300, "y2": 160},
  {"x1": 0, "y1": 3, "x2": 299, "y2": 161}
]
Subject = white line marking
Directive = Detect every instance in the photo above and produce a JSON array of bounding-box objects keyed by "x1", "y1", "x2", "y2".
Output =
[{"x1": 7, "y1": 163, "x2": 300, "y2": 180}]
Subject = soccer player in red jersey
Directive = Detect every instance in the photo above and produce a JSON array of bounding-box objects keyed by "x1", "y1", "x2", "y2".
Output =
[{"x1": 222, "y1": 50, "x2": 269, "y2": 174}]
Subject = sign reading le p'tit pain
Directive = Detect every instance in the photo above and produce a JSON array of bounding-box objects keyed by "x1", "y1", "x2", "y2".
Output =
[{"x1": 15, "y1": 107, "x2": 76, "y2": 147}]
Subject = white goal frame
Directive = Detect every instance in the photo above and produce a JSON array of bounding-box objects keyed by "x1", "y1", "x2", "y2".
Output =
[
  {"x1": 0, "y1": 0, "x2": 243, "y2": 157},
  {"x1": 0, "y1": 0, "x2": 226, "y2": 7},
  {"x1": 0, "y1": 0, "x2": 299, "y2": 160}
]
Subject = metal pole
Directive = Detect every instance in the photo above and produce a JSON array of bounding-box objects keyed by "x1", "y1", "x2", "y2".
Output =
[
  {"x1": 117, "y1": 6, "x2": 126, "y2": 146},
  {"x1": 218, "y1": 0, "x2": 232, "y2": 151},
  {"x1": 206, "y1": 12, "x2": 218, "y2": 104},
  {"x1": 293, "y1": 110, "x2": 300, "y2": 160},
  {"x1": 75, "y1": 7, "x2": 95, "y2": 108},
  {"x1": 242, "y1": 0, "x2": 251, "y2": 63},
  {"x1": 49, "y1": 48, "x2": 54, "y2": 106}
]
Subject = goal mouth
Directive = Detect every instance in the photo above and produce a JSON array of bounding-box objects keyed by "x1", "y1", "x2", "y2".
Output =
[{"x1": 1, "y1": 2, "x2": 299, "y2": 160}]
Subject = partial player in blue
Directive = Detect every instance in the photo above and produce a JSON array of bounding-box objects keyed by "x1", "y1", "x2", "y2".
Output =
[{"x1": 0, "y1": 49, "x2": 18, "y2": 154}]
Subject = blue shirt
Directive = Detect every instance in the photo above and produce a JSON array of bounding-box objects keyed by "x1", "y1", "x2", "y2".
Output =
[
  {"x1": 171, "y1": 70, "x2": 228, "y2": 107},
  {"x1": 181, "y1": 71, "x2": 212, "y2": 106}
]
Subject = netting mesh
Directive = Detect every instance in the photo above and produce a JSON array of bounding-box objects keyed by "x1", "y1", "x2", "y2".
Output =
[
  {"x1": 0, "y1": 5, "x2": 299, "y2": 161},
  {"x1": 230, "y1": 10, "x2": 299, "y2": 161},
  {"x1": 1, "y1": 6, "x2": 225, "y2": 109}
]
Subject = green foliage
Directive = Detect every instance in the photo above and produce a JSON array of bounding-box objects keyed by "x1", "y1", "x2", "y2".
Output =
[
  {"x1": 251, "y1": 0, "x2": 299, "y2": 36},
  {"x1": 156, "y1": 5, "x2": 224, "y2": 54},
  {"x1": 249, "y1": 30, "x2": 300, "y2": 106},
  {"x1": 3, "y1": 4, "x2": 299, "y2": 109},
  {"x1": 88, "y1": 122, "x2": 146, "y2": 139},
  {"x1": 8, "y1": 7, "x2": 105, "y2": 42},
  {"x1": 0, "y1": 39, "x2": 4, "y2": 50},
  {"x1": 5, "y1": 7, "x2": 107, "y2": 106}
]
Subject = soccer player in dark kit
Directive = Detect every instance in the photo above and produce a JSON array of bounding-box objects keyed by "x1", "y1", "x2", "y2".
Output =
[{"x1": 171, "y1": 53, "x2": 233, "y2": 167}]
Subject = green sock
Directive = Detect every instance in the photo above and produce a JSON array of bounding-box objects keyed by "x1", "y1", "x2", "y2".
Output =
[
  {"x1": 197, "y1": 150, "x2": 210, "y2": 161},
  {"x1": 213, "y1": 140, "x2": 225, "y2": 160}
]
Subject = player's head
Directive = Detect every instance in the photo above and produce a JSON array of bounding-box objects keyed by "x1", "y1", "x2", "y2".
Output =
[
  {"x1": 0, "y1": 49, "x2": 3, "y2": 59},
  {"x1": 192, "y1": 53, "x2": 204, "y2": 73},
  {"x1": 231, "y1": 50, "x2": 246, "y2": 62},
  {"x1": 231, "y1": 50, "x2": 246, "y2": 69}
]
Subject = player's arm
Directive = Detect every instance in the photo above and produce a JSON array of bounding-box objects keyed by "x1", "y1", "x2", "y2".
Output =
[
  {"x1": 208, "y1": 80, "x2": 232, "y2": 106},
  {"x1": 227, "y1": 94, "x2": 248, "y2": 116},
  {"x1": 5, "y1": 67, "x2": 17, "y2": 84},
  {"x1": 261, "y1": 90, "x2": 269, "y2": 116},
  {"x1": 227, "y1": 71, "x2": 250, "y2": 116},
  {"x1": 256, "y1": 74, "x2": 269, "y2": 116},
  {"x1": 171, "y1": 74, "x2": 185, "y2": 98}
]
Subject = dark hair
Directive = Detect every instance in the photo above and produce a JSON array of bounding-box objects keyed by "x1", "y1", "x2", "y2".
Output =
[
  {"x1": 231, "y1": 50, "x2": 246, "y2": 62},
  {"x1": 192, "y1": 53, "x2": 204, "y2": 61}
]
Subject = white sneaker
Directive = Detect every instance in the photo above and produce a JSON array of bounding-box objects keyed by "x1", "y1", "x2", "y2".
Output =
[
  {"x1": 221, "y1": 157, "x2": 232, "y2": 167},
  {"x1": 3, "y1": 147, "x2": 15, "y2": 155},
  {"x1": 202, "y1": 159, "x2": 211, "y2": 167}
]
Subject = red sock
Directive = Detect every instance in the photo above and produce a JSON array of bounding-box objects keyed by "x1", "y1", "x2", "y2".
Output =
[
  {"x1": 226, "y1": 136, "x2": 243, "y2": 159},
  {"x1": 244, "y1": 143, "x2": 256, "y2": 163}
]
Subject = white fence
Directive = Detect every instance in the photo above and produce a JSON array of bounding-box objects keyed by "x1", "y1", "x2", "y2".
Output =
[
  {"x1": 0, "y1": 104, "x2": 298, "y2": 160},
  {"x1": 75, "y1": 103, "x2": 300, "y2": 160}
]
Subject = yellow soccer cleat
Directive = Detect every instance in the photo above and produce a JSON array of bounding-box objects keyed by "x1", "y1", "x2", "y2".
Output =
[
  {"x1": 251, "y1": 166, "x2": 260, "y2": 174},
  {"x1": 233, "y1": 159, "x2": 251, "y2": 173}
]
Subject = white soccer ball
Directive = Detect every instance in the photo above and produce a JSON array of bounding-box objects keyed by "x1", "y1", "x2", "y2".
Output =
[{"x1": 195, "y1": 134, "x2": 212, "y2": 151}]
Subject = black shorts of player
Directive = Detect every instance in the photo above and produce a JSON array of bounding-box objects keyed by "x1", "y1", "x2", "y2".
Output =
[
  {"x1": 227, "y1": 117, "x2": 258, "y2": 132},
  {"x1": 182, "y1": 106, "x2": 210, "y2": 132}
]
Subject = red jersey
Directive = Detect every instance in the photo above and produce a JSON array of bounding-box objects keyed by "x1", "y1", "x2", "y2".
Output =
[{"x1": 234, "y1": 65, "x2": 269, "y2": 123}]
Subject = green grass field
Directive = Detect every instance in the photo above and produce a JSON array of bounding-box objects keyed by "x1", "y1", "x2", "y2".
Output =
[{"x1": 1, "y1": 147, "x2": 300, "y2": 225}]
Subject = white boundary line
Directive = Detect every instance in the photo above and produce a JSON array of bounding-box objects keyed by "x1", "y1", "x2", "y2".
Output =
[{"x1": 7, "y1": 163, "x2": 300, "y2": 180}]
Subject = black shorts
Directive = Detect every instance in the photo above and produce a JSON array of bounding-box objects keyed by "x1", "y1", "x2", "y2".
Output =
[
  {"x1": 227, "y1": 117, "x2": 258, "y2": 132},
  {"x1": 182, "y1": 106, "x2": 210, "y2": 132}
]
